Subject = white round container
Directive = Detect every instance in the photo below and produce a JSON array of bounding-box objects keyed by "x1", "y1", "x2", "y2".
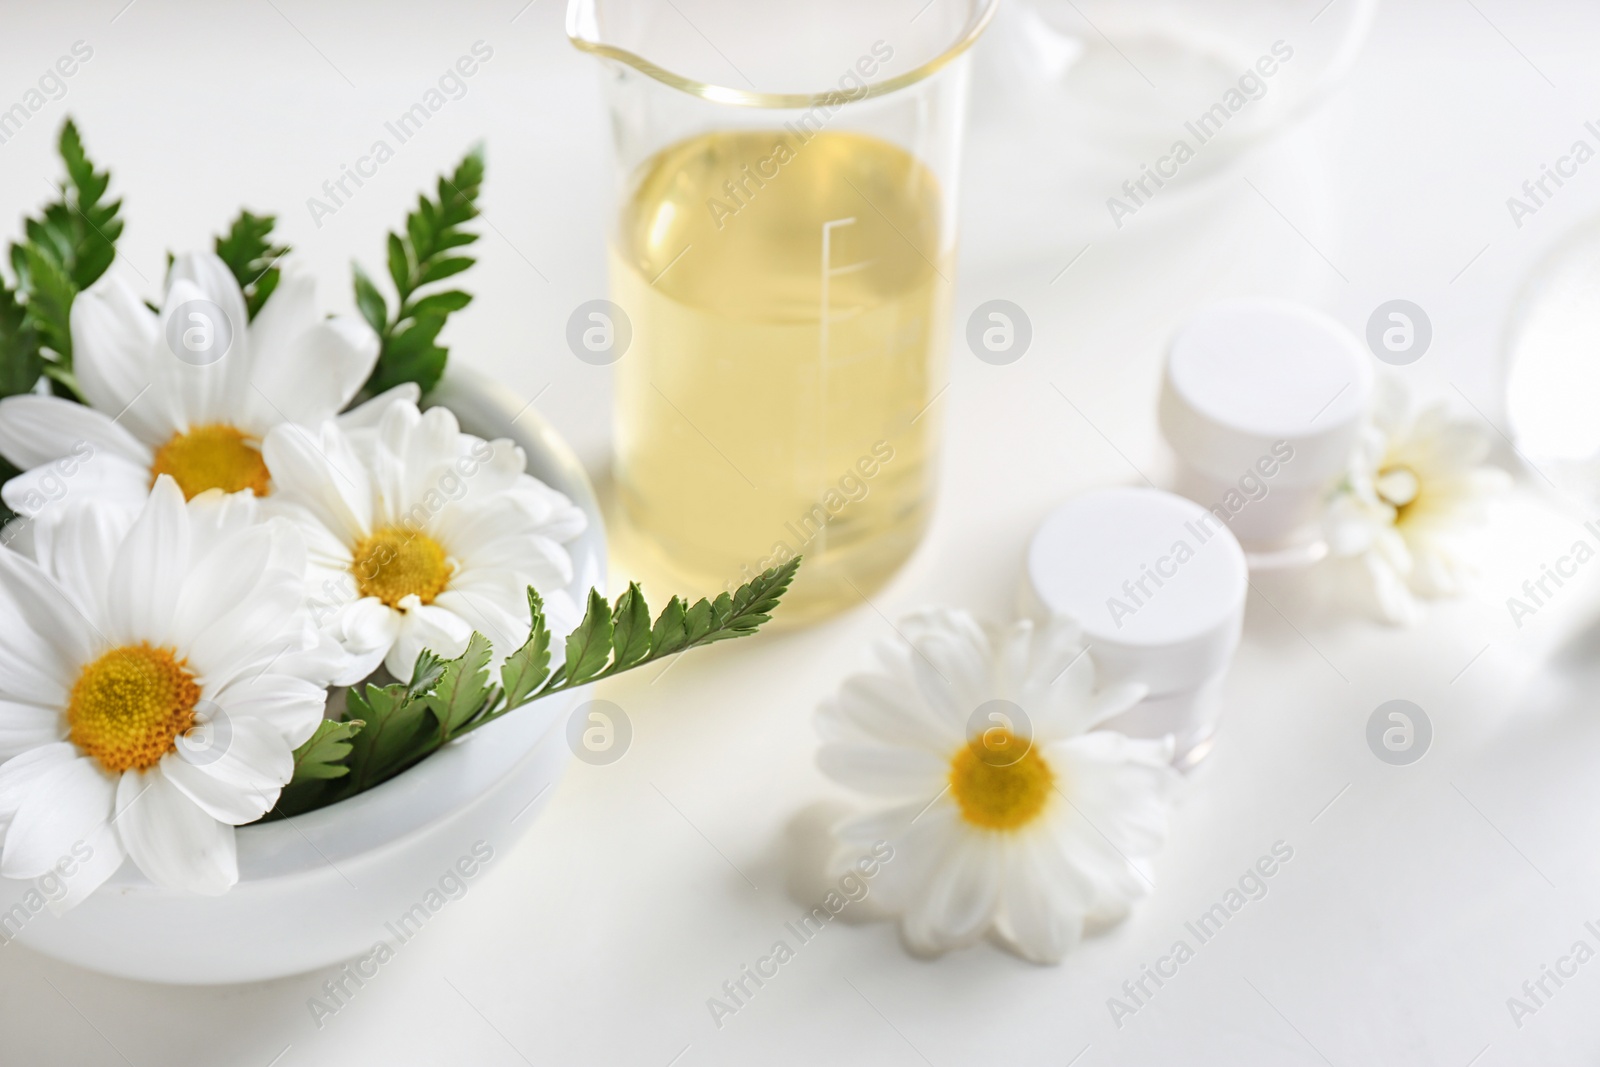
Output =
[
  {"x1": 1159, "y1": 298, "x2": 1372, "y2": 564},
  {"x1": 0, "y1": 368, "x2": 606, "y2": 984},
  {"x1": 1022, "y1": 487, "x2": 1247, "y2": 766}
]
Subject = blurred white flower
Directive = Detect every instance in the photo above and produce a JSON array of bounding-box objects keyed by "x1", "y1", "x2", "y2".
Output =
[
  {"x1": 816, "y1": 608, "x2": 1181, "y2": 964},
  {"x1": 1325, "y1": 380, "x2": 1511, "y2": 625},
  {"x1": 0, "y1": 478, "x2": 343, "y2": 906}
]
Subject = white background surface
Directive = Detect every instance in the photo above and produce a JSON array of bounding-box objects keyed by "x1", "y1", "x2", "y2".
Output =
[{"x1": 4, "y1": 1, "x2": 1600, "y2": 1064}]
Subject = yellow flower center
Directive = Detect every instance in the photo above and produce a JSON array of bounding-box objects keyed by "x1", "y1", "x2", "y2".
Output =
[
  {"x1": 151, "y1": 424, "x2": 271, "y2": 500},
  {"x1": 68, "y1": 644, "x2": 201, "y2": 773},
  {"x1": 1376, "y1": 464, "x2": 1421, "y2": 526},
  {"x1": 949, "y1": 729, "x2": 1055, "y2": 831},
  {"x1": 351, "y1": 526, "x2": 453, "y2": 607}
]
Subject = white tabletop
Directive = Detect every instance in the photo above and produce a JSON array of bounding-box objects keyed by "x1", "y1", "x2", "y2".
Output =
[{"x1": 4, "y1": 1, "x2": 1600, "y2": 1064}]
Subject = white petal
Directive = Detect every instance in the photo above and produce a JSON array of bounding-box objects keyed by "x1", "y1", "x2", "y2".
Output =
[
  {"x1": 2, "y1": 453, "x2": 152, "y2": 522},
  {"x1": 336, "y1": 383, "x2": 421, "y2": 432},
  {"x1": 371, "y1": 403, "x2": 462, "y2": 523},
  {"x1": 901, "y1": 609, "x2": 993, "y2": 713},
  {"x1": 503, "y1": 475, "x2": 587, "y2": 541},
  {"x1": 71, "y1": 274, "x2": 166, "y2": 442},
  {"x1": 0, "y1": 743, "x2": 77, "y2": 832},
  {"x1": 1045, "y1": 813, "x2": 1152, "y2": 918},
  {"x1": 0, "y1": 546, "x2": 94, "y2": 706},
  {"x1": 115, "y1": 768, "x2": 237, "y2": 894},
  {"x1": 1080, "y1": 681, "x2": 1151, "y2": 731},
  {"x1": 333, "y1": 642, "x2": 391, "y2": 688},
  {"x1": 209, "y1": 672, "x2": 330, "y2": 747},
  {"x1": 992, "y1": 835, "x2": 1088, "y2": 964},
  {"x1": 23, "y1": 499, "x2": 129, "y2": 614},
  {"x1": 901, "y1": 830, "x2": 1003, "y2": 955},
  {"x1": 441, "y1": 523, "x2": 574, "y2": 594},
  {"x1": 431, "y1": 586, "x2": 529, "y2": 661},
  {"x1": 46, "y1": 822, "x2": 128, "y2": 914},
  {"x1": 0, "y1": 515, "x2": 35, "y2": 558},
  {"x1": 832, "y1": 801, "x2": 957, "y2": 914},
  {"x1": 384, "y1": 602, "x2": 472, "y2": 681},
  {"x1": 185, "y1": 575, "x2": 312, "y2": 692},
  {"x1": 0, "y1": 756, "x2": 115, "y2": 879},
  {"x1": 333, "y1": 596, "x2": 402, "y2": 659},
  {"x1": 250, "y1": 315, "x2": 379, "y2": 427},
  {"x1": 273, "y1": 629, "x2": 351, "y2": 698},
  {"x1": 1018, "y1": 618, "x2": 1096, "y2": 716},
  {"x1": 165, "y1": 252, "x2": 250, "y2": 343},
  {"x1": 0, "y1": 700, "x2": 64, "y2": 759},
  {"x1": 261, "y1": 421, "x2": 373, "y2": 543},
  {"x1": 816, "y1": 741, "x2": 948, "y2": 797},
  {"x1": 0, "y1": 395, "x2": 153, "y2": 468},
  {"x1": 326, "y1": 614, "x2": 399, "y2": 687},
  {"x1": 1366, "y1": 552, "x2": 1423, "y2": 626},
  {"x1": 105, "y1": 476, "x2": 189, "y2": 644},
  {"x1": 170, "y1": 521, "x2": 278, "y2": 656},
  {"x1": 270, "y1": 501, "x2": 356, "y2": 578},
  {"x1": 433, "y1": 490, "x2": 560, "y2": 553},
  {"x1": 240, "y1": 267, "x2": 319, "y2": 379},
  {"x1": 161, "y1": 716, "x2": 292, "y2": 824},
  {"x1": 816, "y1": 673, "x2": 958, "y2": 755},
  {"x1": 150, "y1": 256, "x2": 255, "y2": 431},
  {"x1": 182, "y1": 487, "x2": 262, "y2": 559},
  {"x1": 456, "y1": 438, "x2": 530, "y2": 502},
  {"x1": 1052, "y1": 734, "x2": 1179, "y2": 855}
]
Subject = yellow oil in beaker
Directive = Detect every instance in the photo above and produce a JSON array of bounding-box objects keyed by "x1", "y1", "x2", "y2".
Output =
[{"x1": 610, "y1": 128, "x2": 950, "y2": 619}]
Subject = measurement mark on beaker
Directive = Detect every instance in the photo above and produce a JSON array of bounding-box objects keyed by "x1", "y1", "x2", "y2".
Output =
[{"x1": 817, "y1": 217, "x2": 870, "y2": 558}]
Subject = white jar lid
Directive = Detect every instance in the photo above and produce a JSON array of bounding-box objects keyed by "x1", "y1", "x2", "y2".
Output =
[
  {"x1": 1024, "y1": 487, "x2": 1247, "y2": 696},
  {"x1": 1159, "y1": 299, "x2": 1372, "y2": 487}
]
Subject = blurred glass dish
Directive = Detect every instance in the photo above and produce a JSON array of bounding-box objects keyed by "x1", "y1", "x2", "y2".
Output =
[
  {"x1": 963, "y1": 0, "x2": 1378, "y2": 264},
  {"x1": 1505, "y1": 219, "x2": 1600, "y2": 501}
]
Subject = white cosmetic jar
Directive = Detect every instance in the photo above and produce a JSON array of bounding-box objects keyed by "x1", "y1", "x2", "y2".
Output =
[{"x1": 1159, "y1": 299, "x2": 1372, "y2": 564}]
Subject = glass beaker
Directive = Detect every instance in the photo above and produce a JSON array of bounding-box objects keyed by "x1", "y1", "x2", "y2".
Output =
[{"x1": 569, "y1": 0, "x2": 996, "y2": 621}]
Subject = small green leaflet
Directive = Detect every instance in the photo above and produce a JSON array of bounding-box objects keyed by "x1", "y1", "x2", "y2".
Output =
[
  {"x1": 609, "y1": 583, "x2": 653, "y2": 670},
  {"x1": 268, "y1": 557, "x2": 802, "y2": 818},
  {"x1": 23, "y1": 120, "x2": 121, "y2": 297},
  {"x1": 424, "y1": 631, "x2": 492, "y2": 740},
  {"x1": 0, "y1": 288, "x2": 41, "y2": 400},
  {"x1": 11, "y1": 243, "x2": 75, "y2": 370},
  {"x1": 271, "y1": 719, "x2": 365, "y2": 818},
  {"x1": 355, "y1": 145, "x2": 484, "y2": 397},
  {"x1": 563, "y1": 588, "x2": 615, "y2": 686},
  {"x1": 290, "y1": 719, "x2": 365, "y2": 780},
  {"x1": 408, "y1": 648, "x2": 449, "y2": 698},
  {"x1": 500, "y1": 588, "x2": 552, "y2": 708},
  {"x1": 335, "y1": 682, "x2": 438, "y2": 800},
  {"x1": 214, "y1": 211, "x2": 289, "y2": 320},
  {"x1": 0, "y1": 119, "x2": 122, "y2": 401}
]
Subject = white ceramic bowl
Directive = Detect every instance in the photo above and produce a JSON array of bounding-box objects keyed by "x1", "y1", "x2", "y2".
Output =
[{"x1": 0, "y1": 368, "x2": 606, "y2": 984}]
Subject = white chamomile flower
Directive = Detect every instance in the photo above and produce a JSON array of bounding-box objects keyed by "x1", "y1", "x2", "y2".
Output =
[
  {"x1": 0, "y1": 250, "x2": 406, "y2": 523},
  {"x1": 816, "y1": 608, "x2": 1182, "y2": 964},
  {"x1": 1325, "y1": 380, "x2": 1511, "y2": 625},
  {"x1": 0, "y1": 477, "x2": 344, "y2": 906},
  {"x1": 262, "y1": 398, "x2": 586, "y2": 684}
]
